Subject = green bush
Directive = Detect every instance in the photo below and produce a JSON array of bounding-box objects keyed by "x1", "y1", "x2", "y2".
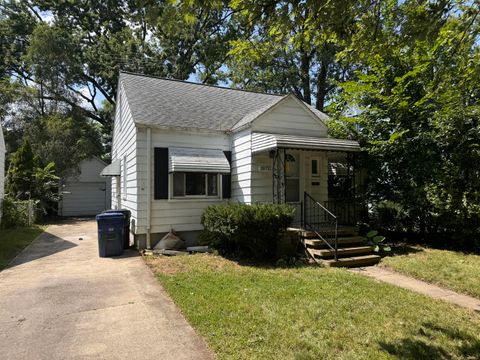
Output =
[
  {"x1": 371, "y1": 200, "x2": 409, "y2": 232},
  {"x1": 200, "y1": 203, "x2": 297, "y2": 260},
  {"x1": 1, "y1": 198, "x2": 37, "y2": 229}
]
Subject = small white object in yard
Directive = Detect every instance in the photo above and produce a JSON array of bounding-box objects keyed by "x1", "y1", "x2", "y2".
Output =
[
  {"x1": 154, "y1": 229, "x2": 185, "y2": 250},
  {"x1": 143, "y1": 249, "x2": 154, "y2": 256}
]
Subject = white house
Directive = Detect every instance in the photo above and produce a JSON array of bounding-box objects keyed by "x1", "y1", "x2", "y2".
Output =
[
  {"x1": 102, "y1": 72, "x2": 361, "y2": 250},
  {"x1": 59, "y1": 157, "x2": 111, "y2": 216}
]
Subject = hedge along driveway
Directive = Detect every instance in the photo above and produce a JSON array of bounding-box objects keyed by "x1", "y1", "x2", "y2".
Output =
[{"x1": 145, "y1": 254, "x2": 480, "y2": 360}]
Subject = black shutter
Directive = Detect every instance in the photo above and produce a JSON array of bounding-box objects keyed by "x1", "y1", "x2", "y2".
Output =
[
  {"x1": 222, "y1": 151, "x2": 232, "y2": 199},
  {"x1": 154, "y1": 148, "x2": 169, "y2": 199}
]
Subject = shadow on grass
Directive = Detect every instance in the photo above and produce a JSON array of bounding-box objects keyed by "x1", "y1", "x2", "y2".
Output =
[
  {"x1": 379, "y1": 322, "x2": 480, "y2": 359},
  {"x1": 218, "y1": 252, "x2": 318, "y2": 270},
  {"x1": 381, "y1": 244, "x2": 425, "y2": 258}
]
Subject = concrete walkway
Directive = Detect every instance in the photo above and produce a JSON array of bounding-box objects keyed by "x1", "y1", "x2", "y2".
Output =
[
  {"x1": 350, "y1": 266, "x2": 480, "y2": 312},
  {"x1": 0, "y1": 219, "x2": 214, "y2": 360}
]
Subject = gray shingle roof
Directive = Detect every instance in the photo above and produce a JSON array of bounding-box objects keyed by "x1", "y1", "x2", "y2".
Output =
[{"x1": 119, "y1": 72, "x2": 327, "y2": 132}]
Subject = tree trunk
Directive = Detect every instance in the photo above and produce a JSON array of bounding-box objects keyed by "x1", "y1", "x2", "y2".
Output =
[
  {"x1": 316, "y1": 61, "x2": 328, "y2": 112},
  {"x1": 300, "y1": 51, "x2": 311, "y2": 105}
]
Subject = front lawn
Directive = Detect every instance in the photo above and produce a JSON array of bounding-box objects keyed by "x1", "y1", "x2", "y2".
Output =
[
  {"x1": 381, "y1": 247, "x2": 480, "y2": 299},
  {"x1": 0, "y1": 226, "x2": 45, "y2": 270},
  {"x1": 145, "y1": 254, "x2": 480, "y2": 360}
]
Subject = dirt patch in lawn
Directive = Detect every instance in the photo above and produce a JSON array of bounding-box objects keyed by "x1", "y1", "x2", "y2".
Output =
[{"x1": 144, "y1": 253, "x2": 241, "y2": 275}]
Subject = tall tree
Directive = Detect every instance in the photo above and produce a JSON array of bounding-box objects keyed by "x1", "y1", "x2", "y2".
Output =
[
  {"x1": 0, "y1": 0, "x2": 234, "y2": 127},
  {"x1": 227, "y1": 0, "x2": 366, "y2": 111}
]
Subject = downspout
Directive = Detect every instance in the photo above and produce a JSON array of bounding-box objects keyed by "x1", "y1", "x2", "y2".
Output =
[
  {"x1": 116, "y1": 176, "x2": 121, "y2": 209},
  {"x1": 146, "y1": 127, "x2": 152, "y2": 249}
]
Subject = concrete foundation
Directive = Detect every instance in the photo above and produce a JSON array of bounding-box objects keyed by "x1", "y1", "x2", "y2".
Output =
[{"x1": 134, "y1": 230, "x2": 201, "y2": 250}]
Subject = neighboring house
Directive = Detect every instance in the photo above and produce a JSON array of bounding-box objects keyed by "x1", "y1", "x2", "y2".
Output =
[
  {"x1": 102, "y1": 72, "x2": 361, "y2": 250},
  {"x1": 59, "y1": 157, "x2": 111, "y2": 216}
]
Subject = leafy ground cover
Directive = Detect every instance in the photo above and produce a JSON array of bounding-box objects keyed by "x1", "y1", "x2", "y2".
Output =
[
  {"x1": 0, "y1": 226, "x2": 45, "y2": 270},
  {"x1": 381, "y1": 247, "x2": 480, "y2": 299},
  {"x1": 145, "y1": 254, "x2": 480, "y2": 360}
]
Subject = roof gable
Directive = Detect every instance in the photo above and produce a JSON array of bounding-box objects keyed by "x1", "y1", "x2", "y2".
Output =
[{"x1": 250, "y1": 95, "x2": 328, "y2": 137}]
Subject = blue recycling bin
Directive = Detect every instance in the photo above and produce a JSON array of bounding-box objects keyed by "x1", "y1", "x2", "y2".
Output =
[
  {"x1": 103, "y1": 209, "x2": 131, "y2": 249},
  {"x1": 96, "y1": 213, "x2": 124, "y2": 257}
]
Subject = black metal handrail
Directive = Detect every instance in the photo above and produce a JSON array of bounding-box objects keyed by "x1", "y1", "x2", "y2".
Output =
[
  {"x1": 303, "y1": 192, "x2": 338, "y2": 260},
  {"x1": 323, "y1": 200, "x2": 357, "y2": 226}
]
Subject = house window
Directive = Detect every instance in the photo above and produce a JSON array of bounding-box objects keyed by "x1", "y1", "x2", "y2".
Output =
[
  {"x1": 172, "y1": 172, "x2": 219, "y2": 198},
  {"x1": 312, "y1": 158, "x2": 320, "y2": 177}
]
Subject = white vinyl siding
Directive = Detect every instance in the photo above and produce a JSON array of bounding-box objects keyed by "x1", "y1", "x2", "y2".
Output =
[
  {"x1": 134, "y1": 128, "x2": 230, "y2": 235},
  {"x1": 231, "y1": 129, "x2": 252, "y2": 203},
  {"x1": 122, "y1": 155, "x2": 127, "y2": 199},
  {"x1": 252, "y1": 97, "x2": 328, "y2": 137},
  {"x1": 251, "y1": 152, "x2": 273, "y2": 203},
  {"x1": 111, "y1": 82, "x2": 138, "y2": 222}
]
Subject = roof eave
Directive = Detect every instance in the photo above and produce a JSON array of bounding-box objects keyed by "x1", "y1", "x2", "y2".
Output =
[{"x1": 134, "y1": 122, "x2": 230, "y2": 135}]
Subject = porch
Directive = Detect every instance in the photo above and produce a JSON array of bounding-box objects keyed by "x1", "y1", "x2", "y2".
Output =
[{"x1": 250, "y1": 132, "x2": 379, "y2": 267}]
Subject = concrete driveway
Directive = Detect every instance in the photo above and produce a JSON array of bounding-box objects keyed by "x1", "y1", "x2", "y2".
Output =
[{"x1": 0, "y1": 219, "x2": 214, "y2": 360}]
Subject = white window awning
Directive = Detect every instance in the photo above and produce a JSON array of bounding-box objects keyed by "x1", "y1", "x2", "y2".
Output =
[
  {"x1": 101, "y1": 159, "x2": 121, "y2": 176},
  {"x1": 169, "y1": 147, "x2": 230, "y2": 173},
  {"x1": 251, "y1": 132, "x2": 360, "y2": 153}
]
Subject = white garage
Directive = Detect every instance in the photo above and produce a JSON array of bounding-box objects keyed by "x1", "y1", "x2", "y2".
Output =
[{"x1": 59, "y1": 157, "x2": 112, "y2": 216}]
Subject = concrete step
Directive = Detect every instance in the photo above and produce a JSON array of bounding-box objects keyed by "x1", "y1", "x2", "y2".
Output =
[
  {"x1": 304, "y1": 236, "x2": 365, "y2": 248},
  {"x1": 302, "y1": 229, "x2": 358, "y2": 239},
  {"x1": 288, "y1": 227, "x2": 358, "y2": 239},
  {"x1": 321, "y1": 254, "x2": 381, "y2": 268},
  {"x1": 311, "y1": 246, "x2": 373, "y2": 259}
]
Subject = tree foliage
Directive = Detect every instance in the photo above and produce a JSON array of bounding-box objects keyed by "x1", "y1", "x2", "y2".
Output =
[
  {"x1": 6, "y1": 138, "x2": 60, "y2": 214},
  {"x1": 227, "y1": 0, "x2": 367, "y2": 110},
  {"x1": 332, "y1": 0, "x2": 480, "y2": 240},
  {"x1": 0, "y1": 0, "x2": 234, "y2": 126}
]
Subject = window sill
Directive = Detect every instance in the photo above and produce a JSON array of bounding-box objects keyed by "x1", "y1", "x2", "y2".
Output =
[{"x1": 166, "y1": 198, "x2": 224, "y2": 203}]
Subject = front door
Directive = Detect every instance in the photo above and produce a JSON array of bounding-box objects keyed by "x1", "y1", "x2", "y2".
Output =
[{"x1": 285, "y1": 152, "x2": 300, "y2": 203}]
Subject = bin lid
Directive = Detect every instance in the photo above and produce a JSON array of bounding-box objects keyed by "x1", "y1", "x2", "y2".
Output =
[
  {"x1": 104, "y1": 209, "x2": 131, "y2": 216},
  {"x1": 96, "y1": 212, "x2": 124, "y2": 221}
]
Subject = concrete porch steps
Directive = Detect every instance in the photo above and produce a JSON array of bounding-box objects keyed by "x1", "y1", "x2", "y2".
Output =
[
  {"x1": 291, "y1": 227, "x2": 359, "y2": 239},
  {"x1": 291, "y1": 227, "x2": 382, "y2": 268},
  {"x1": 304, "y1": 236, "x2": 365, "y2": 248},
  {"x1": 310, "y1": 246, "x2": 373, "y2": 259},
  {"x1": 321, "y1": 254, "x2": 381, "y2": 267}
]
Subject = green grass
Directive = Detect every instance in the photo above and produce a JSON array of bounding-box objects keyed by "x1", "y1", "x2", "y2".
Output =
[
  {"x1": 145, "y1": 255, "x2": 480, "y2": 360},
  {"x1": 381, "y1": 247, "x2": 480, "y2": 299},
  {"x1": 0, "y1": 225, "x2": 45, "y2": 270}
]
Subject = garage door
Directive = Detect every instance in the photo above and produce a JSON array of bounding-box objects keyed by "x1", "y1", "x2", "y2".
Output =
[{"x1": 61, "y1": 182, "x2": 107, "y2": 216}]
